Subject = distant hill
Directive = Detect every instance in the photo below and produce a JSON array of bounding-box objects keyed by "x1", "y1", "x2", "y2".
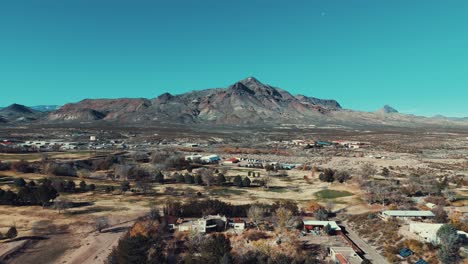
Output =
[
  {"x1": 0, "y1": 104, "x2": 45, "y2": 123},
  {"x1": 376, "y1": 105, "x2": 398, "y2": 114},
  {"x1": 1, "y1": 77, "x2": 468, "y2": 129},
  {"x1": 30, "y1": 105, "x2": 61, "y2": 112}
]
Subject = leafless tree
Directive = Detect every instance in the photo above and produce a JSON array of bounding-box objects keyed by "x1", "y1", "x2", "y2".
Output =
[
  {"x1": 54, "y1": 198, "x2": 72, "y2": 214},
  {"x1": 247, "y1": 205, "x2": 266, "y2": 230},
  {"x1": 198, "y1": 168, "x2": 214, "y2": 187},
  {"x1": 325, "y1": 201, "x2": 335, "y2": 213},
  {"x1": 275, "y1": 207, "x2": 295, "y2": 231},
  {"x1": 360, "y1": 162, "x2": 377, "y2": 181},
  {"x1": 95, "y1": 216, "x2": 110, "y2": 233}
]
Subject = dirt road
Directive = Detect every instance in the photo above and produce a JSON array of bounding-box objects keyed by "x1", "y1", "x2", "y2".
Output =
[{"x1": 341, "y1": 223, "x2": 390, "y2": 264}]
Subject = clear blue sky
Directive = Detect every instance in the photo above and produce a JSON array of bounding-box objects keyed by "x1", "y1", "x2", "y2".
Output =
[{"x1": 1, "y1": 0, "x2": 467, "y2": 117}]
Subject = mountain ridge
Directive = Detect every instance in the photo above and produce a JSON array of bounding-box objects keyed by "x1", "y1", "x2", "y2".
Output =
[{"x1": 1, "y1": 77, "x2": 467, "y2": 129}]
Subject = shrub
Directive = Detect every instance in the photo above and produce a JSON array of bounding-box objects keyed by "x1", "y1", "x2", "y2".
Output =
[
  {"x1": 5, "y1": 226, "x2": 17, "y2": 239},
  {"x1": 14, "y1": 178, "x2": 27, "y2": 187},
  {"x1": 11, "y1": 160, "x2": 35, "y2": 173}
]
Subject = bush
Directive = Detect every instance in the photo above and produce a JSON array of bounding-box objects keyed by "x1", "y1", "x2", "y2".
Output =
[
  {"x1": 14, "y1": 178, "x2": 27, "y2": 187},
  {"x1": 5, "y1": 226, "x2": 17, "y2": 239},
  {"x1": 233, "y1": 176, "x2": 243, "y2": 187},
  {"x1": 11, "y1": 160, "x2": 36, "y2": 173},
  {"x1": 0, "y1": 161, "x2": 11, "y2": 171},
  {"x1": 242, "y1": 177, "x2": 251, "y2": 187},
  {"x1": 47, "y1": 163, "x2": 76, "y2": 176}
]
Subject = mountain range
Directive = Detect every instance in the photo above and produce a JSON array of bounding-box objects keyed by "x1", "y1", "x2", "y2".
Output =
[{"x1": 1, "y1": 77, "x2": 467, "y2": 129}]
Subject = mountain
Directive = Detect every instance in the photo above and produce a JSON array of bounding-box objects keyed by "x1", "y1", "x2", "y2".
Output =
[
  {"x1": 45, "y1": 77, "x2": 344, "y2": 125},
  {"x1": 30, "y1": 105, "x2": 61, "y2": 112},
  {"x1": 1, "y1": 77, "x2": 467, "y2": 129},
  {"x1": 0, "y1": 104, "x2": 45, "y2": 123},
  {"x1": 376, "y1": 105, "x2": 398, "y2": 114}
]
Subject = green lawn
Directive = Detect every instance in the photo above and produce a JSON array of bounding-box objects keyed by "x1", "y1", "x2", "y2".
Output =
[
  {"x1": 208, "y1": 187, "x2": 247, "y2": 196},
  {"x1": 315, "y1": 189, "x2": 353, "y2": 199}
]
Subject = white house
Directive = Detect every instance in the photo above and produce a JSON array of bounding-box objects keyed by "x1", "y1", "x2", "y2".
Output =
[
  {"x1": 410, "y1": 223, "x2": 467, "y2": 245},
  {"x1": 201, "y1": 154, "x2": 221, "y2": 163},
  {"x1": 185, "y1": 154, "x2": 202, "y2": 161},
  {"x1": 176, "y1": 214, "x2": 227, "y2": 233}
]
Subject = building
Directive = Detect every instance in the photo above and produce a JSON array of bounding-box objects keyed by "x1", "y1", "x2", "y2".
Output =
[
  {"x1": 223, "y1": 158, "x2": 240, "y2": 164},
  {"x1": 185, "y1": 154, "x2": 202, "y2": 161},
  {"x1": 410, "y1": 223, "x2": 468, "y2": 245},
  {"x1": 201, "y1": 154, "x2": 221, "y2": 164},
  {"x1": 329, "y1": 247, "x2": 363, "y2": 264},
  {"x1": 229, "y1": 218, "x2": 246, "y2": 232},
  {"x1": 303, "y1": 220, "x2": 342, "y2": 235},
  {"x1": 380, "y1": 210, "x2": 435, "y2": 222},
  {"x1": 176, "y1": 215, "x2": 227, "y2": 233}
]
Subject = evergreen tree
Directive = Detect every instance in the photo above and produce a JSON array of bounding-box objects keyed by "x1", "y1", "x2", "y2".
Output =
[
  {"x1": 242, "y1": 177, "x2": 251, "y2": 187},
  {"x1": 233, "y1": 176, "x2": 243, "y2": 187}
]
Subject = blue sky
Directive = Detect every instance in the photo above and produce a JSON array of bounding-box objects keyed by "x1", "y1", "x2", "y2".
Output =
[{"x1": 1, "y1": 0, "x2": 467, "y2": 117}]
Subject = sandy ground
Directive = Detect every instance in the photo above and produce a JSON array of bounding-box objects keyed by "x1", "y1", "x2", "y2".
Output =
[{"x1": 55, "y1": 220, "x2": 137, "y2": 264}]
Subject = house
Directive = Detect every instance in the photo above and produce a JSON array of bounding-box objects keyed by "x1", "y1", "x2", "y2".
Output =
[
  {"x1": 223, "y1": 158, "x2": 240, "y2": 164},
  {"x1": 425, "y1": 202, "x2": 436, "y2": 209},
  {"x1": 329, "y1": 247, "x2": 363, "y2": 264},
  {"x1": 176, "y1": 214, "x2": 227, "y2": 233},
  {"x1": 201, "y1": 154, "x2": 221, "y2": 164},
  {"x1": 185, "y1": 154, "x2": 202, "y2": 161},
  {"x1": 410, "y1": 223, "x2": 468, "y2": 244},
  {"x1": 303, "y1": 220, "x2": 342, "y2": 235},
  {"x1": 229, "y1": 218, "x2": 246, "y2": 232},
  {"x1": 380, "y1": 210, "x2": 435, "y2": 222}
]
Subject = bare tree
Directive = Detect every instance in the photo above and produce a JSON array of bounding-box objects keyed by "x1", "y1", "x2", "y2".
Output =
[
  {"x1": 247, "y1": 205, "x2": 266, "y2": 230},
  {"x1": 275, "y1": 207, "x2": 295, "y2": 231},
  {"x1": 263, "y1": 174, "x2": 272, "y2": 189},
  {"x1": 54, "y1": 198, "x2": 72, "y2": 214},
  {"x1": 325, "y1": 201, "x2": 335, "y2": 213},
  {"x1": 95, "y1": 216, "x2": 109, "y2": 233},
  {"x1": 360, "y1": 162, "x2": 377, "y2": 181},
  {"x1": 199, "y1": 168, "x2": 214, "y2": 187}
]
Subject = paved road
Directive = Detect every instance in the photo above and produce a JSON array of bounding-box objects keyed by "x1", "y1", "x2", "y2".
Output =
[{"x1": 341, "y1": 223, "x2": 390, "y2": 264}]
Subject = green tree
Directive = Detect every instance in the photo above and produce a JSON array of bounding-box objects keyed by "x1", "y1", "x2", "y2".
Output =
[
  {"x1": 175, "y1": 174, "x2": 185, "y2": 183},
  {"x1": 216, "y1": 174, "x2": 226, "y2": 185},
  {"x1": 14, "y1": 178, "x2": 26, "y2": 187},
  {"x1": 233, "y1": 176, "x2": 243, "y2": 187},
  {"x1": 155, "y1": 171, "x2": 164, "y2": 184},
  {"x1": 36, "y1": 183, "x2": 58, "y2": 207},
  {"x1": 66, "y1": 180, "x2": 76, "y2": 192},
  {"x1": 109, "y1": 234, "x2": 151, "y2": 264},
  {"x1": 436, "y1": 224, "x2": 461, "y2": 264},
  {"x1": 200, "y1": 234, "x2": 231, "y2": 263},
  {"x1": 5, "y1": 226, "x2": 18, "y2": 239},
  {"x1": 88, "y1": 184, "x2": 96, "y2": 191},
  {"x1": 194, "y1": 175, "x2": 203, "y2": 185},
  {"x1": 121, "y1": 181, "x2": 130, "y2": 193},
  {"x1": 242, "y1": 177, "x2": 251, "y2": 187},
  {"x1": 184, "y1": 174, "x2": 194, "y2": 184},
  {"x1": 79, "y1": 180, "x2": 87, "y2": 192}
]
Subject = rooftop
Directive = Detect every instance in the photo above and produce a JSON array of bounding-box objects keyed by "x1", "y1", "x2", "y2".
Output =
[
  {"x1": 303, "y1": 220, "x2": 341, "y2": 231},
  {"x1": 382, "y1": 210, "x2": 435, "y2": 217}
]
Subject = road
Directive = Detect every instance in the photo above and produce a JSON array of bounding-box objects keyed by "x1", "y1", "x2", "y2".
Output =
[{"x1": 341, "y1": 223, "x2": 390, "y2": 264}]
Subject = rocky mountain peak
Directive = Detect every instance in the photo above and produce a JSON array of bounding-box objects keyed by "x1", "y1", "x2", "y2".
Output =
[{"x1": 378, "y1": 105, "x2": 398, "y2": 114}]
